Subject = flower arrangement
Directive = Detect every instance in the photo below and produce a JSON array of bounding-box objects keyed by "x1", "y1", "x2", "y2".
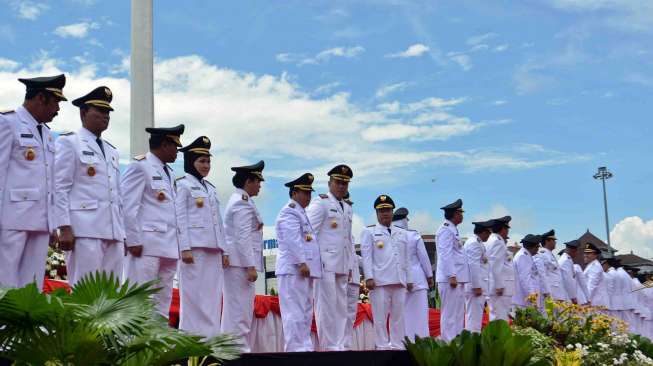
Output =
[
  {"x1": 44, "y1": 247, "x2": 67, "y2": 280},
  {"x1": 513, "y1": 298, "x2": 653, "y2": 366}
]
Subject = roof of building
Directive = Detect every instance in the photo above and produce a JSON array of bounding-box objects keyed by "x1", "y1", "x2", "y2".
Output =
[{"x1": 615, "y1": 253, "x2": 653, "y2": 266}]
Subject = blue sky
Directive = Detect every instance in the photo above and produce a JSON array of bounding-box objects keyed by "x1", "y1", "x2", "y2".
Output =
[{"x1": 1, "y1": 0, "x2": 652, "y2": 257}]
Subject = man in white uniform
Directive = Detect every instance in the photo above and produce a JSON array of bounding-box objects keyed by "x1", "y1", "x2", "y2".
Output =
[
  {"x1": 558, "y1": 240, "x2": 579, "y2": 304},
  {"x1": 435, "y1": 198, "x2": 468, "y2": 342},
  {"x1": 602, "y1": 257, "x2": 621, "y2": 318},
  {"x1": 535, "y1": 230, "x2": 567, "y2": 302},
  {"x1": 361, "y1": 194, "x2": 411, "y2": 350},
  {"x1": 583, "y1": 243, "x2": 609, "y2": 309},
  {"x1": 221, "y1": 161, "x2": 265, "y2": 352},
  {"x1": 393, "y1": 207, "x2": 433, "y2": 340},
  {"x1": 176, "y1": 136, "x2": 229, "y2": 338},
  {"x1": 486, "y1": 216, "x2": 515, "y2": 321},
  {"x1": 463, "y1": 220, "x2": 493, "y2": 332},
  {"x1": 513, "y1": 234, "x2": 541, "y2": 308},
  {"x1": 275, "y1": 173, "x2": 322, "y2": 352},
  {"x1": 0, "y1": 74, "x2": 67, "y2": 290},
  {"x1": 306, "y1": 164, "x2": 354, "y2": 351},
  {"x1": 55, "y1": 86, "x2": 124, "y2": 285},
  {"x1": 121, "y1": 124, "x2": 184, "y2": 317}
]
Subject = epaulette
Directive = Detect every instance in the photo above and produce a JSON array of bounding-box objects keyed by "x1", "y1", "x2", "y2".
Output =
[
  {"x1": 59, "y1": 131, "x2": 75, "y2": 136},
  {"x1": 0, "y1": 109, "x2": 15, "y2": 115},
  {"x1": 242, "y1": 194, "x2": 248, "y2": 201},
  {"x1": 367, "y1": 224, "x2": 375, "y2": 227},
  {"x1": 444, "y1": 222, "x2": 449, "y2": 226},
  {"x1": 319, "y1": 194, "x2": 328, "y2": 199},
  {"x1": 104, "y1": 140, "x2": 116, "y2": 149},
  {"x1": 205, "y1": 180, "x2": 215, "y2": 188},
  {"x1": 175, "y1": 176, "x2": 186, "y2": 181},
  {"x1": 289, "y1": 202, "x2": 296, "y2": 208},
  {"x1": 344, "y1": 199, "x2": 353, "y2": 205},
  {"x1": 133, "y1": 154, "x2": 146, "y2": 161}
]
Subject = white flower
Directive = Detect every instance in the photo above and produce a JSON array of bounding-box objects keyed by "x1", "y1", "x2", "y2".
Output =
[{"x1": 567, "y1": 344, "x2": 574, "y2": 350}]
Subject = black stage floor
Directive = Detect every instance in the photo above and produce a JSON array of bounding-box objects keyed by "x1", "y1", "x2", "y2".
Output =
[{"x1": 223, "y1": 350, "x2": 413, "y2": 366}]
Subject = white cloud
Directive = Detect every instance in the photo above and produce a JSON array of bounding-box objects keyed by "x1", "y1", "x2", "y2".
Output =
[
  {"x1": 467, "y1": 32, "x2": 498, "y2": 46},
  {"x1": 0, "y1": 54, "x2": 589, "y2": 201},
  {"x1": 408, "y1": 210, "x2": 440, "y2": 235},
  {"x1": 611, "y1": 216, "x2": 653, "y2": 259},
  {"x1": 494, "y1": 44, "x2": 509, "y2": 52},
  {"x1": 513, "y1": 61, "x2": 557, "y2": 95},
  {"x1": 462, "y1": 204, "x2": 534, "y2": 245},
  {"x1": 375, "y1": 82, "x2": 410, "y2": 98},
  {"x1": 54, "y1": 21, "x2": 100, "y2": 38},
  {"x1": 276, "y1": 46, "x2": 365, "y2": 66},
  {"x1": 447, "y1": 53, "x2": 472, "y2": 71},
  {"x1": 8, "y1": 0, "x2": 48, "y2": 20},
  {"x1": 313, "y1": 81, "x2": 342, "y2": 95},
  {"x1": 0, "y1": 58, "x2": 20, "y2": 71},
  {"x1": 385, "y1": 43, "x2": 430, "y2": 58},
  {"x1": 492, "y1": 100, "x2": 507, "y2": 106}
]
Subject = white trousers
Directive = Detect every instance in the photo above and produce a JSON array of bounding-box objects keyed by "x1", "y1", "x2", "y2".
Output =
[
  {"x1": 465, "y1": 292, "x2": 487, "y2": 333},
  {"x1": 179, "y1": 248, "x2": 223, "y2": 338},
  {"x1": 278, "y1": 274, "x2": 315, "y2": 352},
  {"x1": 124, "y1": 254, "x2": 177, "y2": 317},
  {"x1": 404, "y1": 288, "x2": 429, "y2": 340},
  {"x1": 488, "y1": 294, "x2": 512, "y2": 321},
  {"x1": 622, "y1": 310, "x2": 639, "y2": 334},
  {"x1": 221, "y1": 266, "x2": 256, "y2": 352},
  {"x1": 343, "y1": 282, "x2": 360, "y2": 350},
  {"x1": 314, "y1": 270, "x2": 348, "y2": 351},
  {"x1": 369, "y1": 284, "x2": 406, "y2": 350},
  {"x1": 65, "y1": 238, "x2": 123, "y2": 286},
  {"x1": 438, "y1": 283, "x2": 465, "y2": 342},
  {"x1": 0, "y1": 229, "x2": 49, "y2": 290}
]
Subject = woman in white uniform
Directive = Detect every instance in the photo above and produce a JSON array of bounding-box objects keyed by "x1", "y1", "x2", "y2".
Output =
[{"x1": 176, "y1": 136, "x2": 229, "y2": 338}]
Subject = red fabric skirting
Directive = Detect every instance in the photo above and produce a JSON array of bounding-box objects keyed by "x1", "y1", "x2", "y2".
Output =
[{"x1": 43, "y1": 279, "x2": 488, "y2": 336}]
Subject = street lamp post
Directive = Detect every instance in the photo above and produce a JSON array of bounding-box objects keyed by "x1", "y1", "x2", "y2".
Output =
[{"x1": 593, "y1": 166, "x2": 613, "y2": 257}]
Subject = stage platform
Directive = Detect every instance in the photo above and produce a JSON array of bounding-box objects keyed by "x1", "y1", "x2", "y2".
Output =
[{"x1": 223, "y1": 350, "x2": 413, "y2": 366}]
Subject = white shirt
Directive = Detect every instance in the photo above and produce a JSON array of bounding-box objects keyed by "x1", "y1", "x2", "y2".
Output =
[
  {"x1": 274, "y1": 199, "x2": 322, "y2": 278},
  {"x1": 558, "y1": 252, "x2": 577, "y2": 301},
  {"x1": 306, "y1": 192, "x2": 354, "y2": 275},
  {"x1": 485, "y1": 233, "x2": 515, "y2": 296},
  {"x1": 435, "y1": 219, "x2": 469, "y2": 283},
  {"x1": 584, "y1": 259, "x2": 609, "y2": 307},
  {"x1": 535, "y1": 248, "x2": 567, "y2": 301},
  {"x1": 464, "y1": 235, "x2": 490, "y2": 294},
  {"x1": 360, "y1": 223, "x2": 411, "y2": 287},
  {"x1": 175, "y1": 174, "x2": 228, "y2": 252},
  {"x1": 223, "y1": 188, "x2": 264, "y2": 271},
  {"x1": 121, "y1": 152, "x2": 180, "y2": 259},
  {"x1": 54, "y1": 127, "x2": 124, "y2": 240},
  {"x1": 395, "y1": 219, "x2": 432, "y2": 291},
  {"x1": 0, "y1": 106, "x2": 55, "y2": 232},
  {"x1": 513, "y1": 248, "x2": 539, "y2": 306}
]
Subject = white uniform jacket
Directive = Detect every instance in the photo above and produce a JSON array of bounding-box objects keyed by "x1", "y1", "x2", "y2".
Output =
[
  {"x1": 574, "y1": 264, "x2": 589, "y2": 304},
  {"x1": 584, "y1": 259, "x2": 609, "y2": 307},
  {"x1": 54, "y1": 127, "x2": 124, "y2": 240},
  {"x1": 223, "y1": 188, "x2": 264, "y2": 271},
  {"x1": 485, "y1": 233, "x2": 515, "y2": 296},
  {"x1": 175, "y1": 175, "x2": 228, "y2": 253},
  {"x1": 513, "y1": 248, "x2": 540, "y2": 306},
  {"x1": 605, "y1": 268, "x2": 621, "y2": 309},
  {"x1": 360, "y1": 224, "x2": 411, "y2": 287},
  {"x1": 274, "y1": 199, "x2": 322, "y2": 279},
  {"x1": 0, "y1": 107, "x2": 55, "y2": 232},
  {"x1": 121, "y1": 152, "x2": 179, "y2": 259},
  {"x1": 558, "y1": 252, "x2": 577, "y2": 301},
  {"x1": 616, "y1": 267, "x2": 636, "y2": 310},
  {"x1": 535, "y1": 248, "x2": 567, "y2": 300},
  {"x1": 349, "y1": 254, "x2": 362, "y2": 285},
  {"x1": 463, "y1": 235, "x2": 489, "y2": 294},
  {"x1": 306, "y1": 192, "x2": 353, "y2": 275},
  {"x1": 435, "y1": 220, "x2": 469, "y2": 283},
  {"x1": 406, "y1": 229, "x2": 432, "y2": 291}
]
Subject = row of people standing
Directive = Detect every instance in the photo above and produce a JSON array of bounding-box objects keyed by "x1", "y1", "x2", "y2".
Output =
[
  {"x1": 0, "y1": 74, "x2": 436, "y2": 352},
  {"x1": 436, "y1": 205, "x2": 653, "y2": 342}
]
